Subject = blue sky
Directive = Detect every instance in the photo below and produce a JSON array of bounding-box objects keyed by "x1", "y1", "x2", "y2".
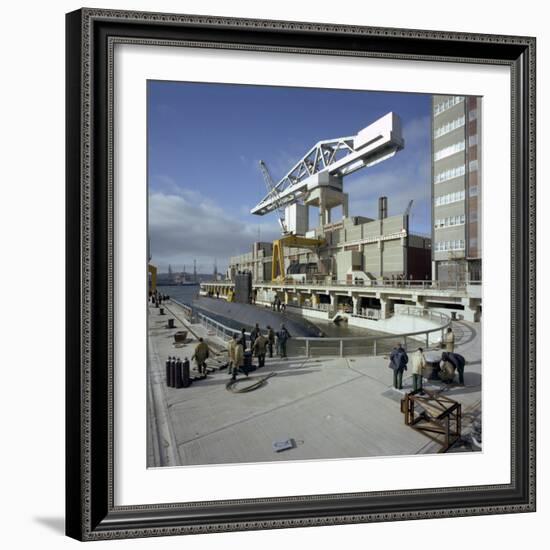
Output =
[{"x1": 148, "y1": 81, "x2": 431, "y2": 273}]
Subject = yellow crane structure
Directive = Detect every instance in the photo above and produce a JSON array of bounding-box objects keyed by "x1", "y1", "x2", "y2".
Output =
[
  {"x1": 148, "y1": 264, "x2": 157, "y2": 292},
  {"x1": 271, "y1": 235, "x2": 325, "y2": 282}
]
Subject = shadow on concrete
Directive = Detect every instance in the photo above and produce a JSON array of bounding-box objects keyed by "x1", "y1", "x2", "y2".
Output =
[
  {"x1": 423, "y1": 372, "x2": 482, "y2": 396},
  {"x1": 182, "y1": 365, "x2": 321, "y2": 388},
  {"x1": 265, "y1": 368, "x2": 319, "y2": 379},
  {"x1": 33, "y1": 517, "x2": 65, "y2": 535},
  {"x1": 182, "y1": 376, "x2": 233, "y2": 388},
  {"x1": 453, "y1": 321, "x2": 478, "y2": 347},
  {"x1": 385, "y1": 375, "x2": 482, "y2": 402}
]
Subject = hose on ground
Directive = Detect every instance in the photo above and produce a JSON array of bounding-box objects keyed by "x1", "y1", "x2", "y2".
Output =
[{"x1": 226, "y1": 372, "x2": 276, "y2": 393}]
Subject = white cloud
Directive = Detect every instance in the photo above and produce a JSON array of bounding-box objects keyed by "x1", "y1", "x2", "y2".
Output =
[{"x1": 149, "y1": 190, "x2": 280, "y2": 272}]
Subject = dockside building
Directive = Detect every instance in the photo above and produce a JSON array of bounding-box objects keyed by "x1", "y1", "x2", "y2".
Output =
[
  {"x1": 228, "y1": 198, "x2": 431, "y2": 284},
  {"x1": 431, "y1": 95, "x2": 482, "y2": 283}
]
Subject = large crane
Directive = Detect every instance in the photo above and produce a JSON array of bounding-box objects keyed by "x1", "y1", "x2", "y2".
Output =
[
  {"x1": 251, "y1": 112, "x2": 404, "y2": 229},
  {"x1": 252, "y1": 112, "x2": 405, "y2": 281}
]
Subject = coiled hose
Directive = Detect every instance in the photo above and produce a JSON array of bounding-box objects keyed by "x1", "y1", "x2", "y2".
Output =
[{"x1": 226, "y1": 372, "x2": 276, "y2": 393}]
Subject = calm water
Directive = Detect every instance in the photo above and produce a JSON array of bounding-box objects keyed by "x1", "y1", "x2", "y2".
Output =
[
  {"x1": 157, "y1": 284, "x2": 379, "y2": 338},
  {"x1": 158, "y1": 284, "x2": 200, "y2": 305},
  {"x1": 308, "y1": 317, "x2": 382, "y2": 338}
]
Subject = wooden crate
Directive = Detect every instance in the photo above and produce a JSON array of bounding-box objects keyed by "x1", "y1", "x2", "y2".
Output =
[{"x1": 403, "y1": 389, "x2": 462, "y2": 452}]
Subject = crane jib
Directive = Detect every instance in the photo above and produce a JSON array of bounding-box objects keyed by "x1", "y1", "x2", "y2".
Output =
[{"x1": 251, "y1": 112, "x2": 404, "y2": 218}]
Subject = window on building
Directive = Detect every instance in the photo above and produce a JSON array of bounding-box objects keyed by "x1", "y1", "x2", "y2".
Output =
[
  {"x1": 469, "y1": 159, "x2": 479, "y2": 172},
  {"x1": 469, "y1": 109, "x2": 477, "y2": 121},
  {"x1": 434, "y1": 164, "x2": 465, "y2": 184},
  {"x1": 468, "y1": 134, "x2": 478, "y2": 147},
  {"x1": 434, "y1": 140, "x2": 466, "y2": 161},
  {"x1": 434, "y1": 115, "x2": 466, "y2": 138},
  {"x1": 434, "y1": 96, "x2": 465, "y2": 116},
  {"x1": 434, "y1": 189, "x2": 466, "y2": 207},
  {"x1": 434, "y1": 214, "x2": 466, "y2": 229},
  {"x1": 469, "y1": 185, "x2": 478, "y2": 197},
  {"x1": 434, "y1": 240, "x2": 465, "y2": 252}
]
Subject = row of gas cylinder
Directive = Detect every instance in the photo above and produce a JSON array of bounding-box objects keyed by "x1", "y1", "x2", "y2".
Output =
[{"x1": 165, "y1": 356, "x2": 191, "y2": 388}]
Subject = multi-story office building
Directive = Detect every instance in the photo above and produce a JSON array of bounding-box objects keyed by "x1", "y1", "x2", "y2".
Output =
[{"x1": 431, "y1": 95, "x2": 482, "y2": 282}]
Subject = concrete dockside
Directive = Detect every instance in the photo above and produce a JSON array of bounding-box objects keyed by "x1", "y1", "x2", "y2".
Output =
[
  {"x1": 201, "y1": 280, "x2": 482, "y2": 323},
  {"x1": 147, "y1": 299, "x2": 482, "y2": 468}
]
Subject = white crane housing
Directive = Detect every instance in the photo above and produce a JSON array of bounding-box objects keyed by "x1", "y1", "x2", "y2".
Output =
[{"x1": 251, "y1": 112, "x2": 404, "y2": 232}]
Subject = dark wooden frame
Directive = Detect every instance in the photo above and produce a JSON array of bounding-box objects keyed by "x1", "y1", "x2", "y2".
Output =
[
  {"x1": 66, "y1": 8, "x2": 536, "y2": 541},
  {"x1": 403, "y1": 390, "x2": 462, "y2": 452}
]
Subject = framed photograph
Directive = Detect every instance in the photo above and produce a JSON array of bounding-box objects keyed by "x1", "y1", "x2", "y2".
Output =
[{"x1": 66, "y1": 8, "x2": 536, "y2": 541}]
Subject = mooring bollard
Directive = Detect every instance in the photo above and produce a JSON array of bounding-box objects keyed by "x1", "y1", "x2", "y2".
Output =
[
  {"x1": 167, "y1": 318, "x2": 175, "y2": 329},
  {"x1": 159, "y1": 307, "x2": 164, "y2": 315}
]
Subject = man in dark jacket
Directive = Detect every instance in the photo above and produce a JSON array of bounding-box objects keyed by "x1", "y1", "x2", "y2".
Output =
[
  {"x1": 266, "y1": 325, "x2": 275, "y2": 358},
  {"x1": 389, "y1": 343, "x2": 408, "y2": 390},
  {"x1": 238, "y1": 328, "x2": 247, "y2": 350},
  {"x1": 441, "y1": 351, "x2": 466, "y2": 385},
  {"x1": 249, "y1": 323, "x2": 260, "y2": 348},
  {"x1": 277, "y1": 324, "x2": 291, "y2": 358}
]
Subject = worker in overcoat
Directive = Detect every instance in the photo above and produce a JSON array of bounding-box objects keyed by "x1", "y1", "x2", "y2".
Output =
[
  {"x1": 252, "y1": 332, "x2": 268, "y2": 368},
  {"x1": 411, "y1": 347, "x2": 426, "y2": 392},
  {"x1": 192, "y1": 337, "x2": 210, "y2": 376},
  {"x1": 233, "y1": 339, "x2": 245, "y2": 380},
  {"x1": 444, "y1": 327, "x2": 455, "y2": 352},
  {"x1": 227, "y1": 333, "x2": 238, "y2": 378}
]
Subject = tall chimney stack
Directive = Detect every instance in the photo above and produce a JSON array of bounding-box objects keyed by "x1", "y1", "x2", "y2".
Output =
[{"x1": 378, "y1": 196, "x2": 388, "y2": 220}]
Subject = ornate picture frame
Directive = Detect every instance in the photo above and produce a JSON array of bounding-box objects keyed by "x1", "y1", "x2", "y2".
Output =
[{"x1": 65, "y1": 8, "x2": 536, "y2": 541}]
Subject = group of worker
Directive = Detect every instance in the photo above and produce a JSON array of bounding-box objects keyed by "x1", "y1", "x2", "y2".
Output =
[
  {"x1": 388, "y1": 327, "x2": 466, "y2": 391},
  {"x1": 226, "y1": 323, "x2": 292, "y2": 380},
  {"x1": 271, "y1": 297, "x2": 286, "y2": 312},
  {"x1": 189, "y1": 323, "x2": 292, "y2": 381},
  {"x1": 149, "y1": 289, "x2": 170, "y2": 306}
]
